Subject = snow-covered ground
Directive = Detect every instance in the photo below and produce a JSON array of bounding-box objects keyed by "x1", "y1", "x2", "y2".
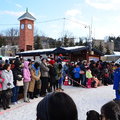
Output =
[{"x1": 0, "y1": 85, "x2": 114, "y2": 120}]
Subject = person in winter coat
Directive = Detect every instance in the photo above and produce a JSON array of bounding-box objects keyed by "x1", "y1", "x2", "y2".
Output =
[
  {"x1": 40, "y1": 58, "x2": 49, "y2": 97},
  {"x1": 0, "y1": 62, "x2": 5, "y2": 107},
  {"x1": 11, "y1": 59, "x2": 23, "y2": 104},
  {"x1": 48, "y1": 62, "x2": 56, "y2": 92},
  {"x1": 1, "y1": 64, "x2": 14, "y2": 110},
  {"x1": 57, "y1": 63, "x2": 63, "y2": 91},
  {"x1": 113, "y1": 64, "x2": 120, "y2": 100},
  {"x1": 23, "y1": 61, "x2": 31, "y2": 102},
  {"x1": 28, "y1": 62, "x2": 40, "y2": 99},
  {"x1": 86, "y1": 67, "x2": 93, "y2": 88},
  {"x1": 72, "y1": 63, "x2": 81, "y2": 86},
  {"x1": 80, "y1": 60, "x2": 87, "y2": 86}
]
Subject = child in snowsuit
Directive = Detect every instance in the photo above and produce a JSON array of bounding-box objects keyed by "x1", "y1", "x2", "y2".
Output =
[{"x1": 86, "y1": 67, "x2": 92, "y2": 88}]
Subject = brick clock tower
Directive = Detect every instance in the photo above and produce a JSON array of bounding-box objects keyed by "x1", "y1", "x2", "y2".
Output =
[{"x1": 18, "y1": 9, "x2": 36, "y2": 51}]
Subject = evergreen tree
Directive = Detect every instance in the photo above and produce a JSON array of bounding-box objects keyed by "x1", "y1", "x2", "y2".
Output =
[
  {"x1": 63, "y1": 35, "x2": 69, "y2": 47},
  {"x1": 79, "y1": 37, "x2": 83, "y2": 45},
  {"x1": 96, "y1": 41, "x2": 103, "y2": 52},
  {"x1": 69, "y1": 40, "x2": 74, "y2": 46},
  {"x1": 56, "y1": 39, "x2": 62, "y2": 47},
  {"x1": 48, "y1": 38, "x2": 56, "y2": 48},
  {"x1": 75, "y1": 42, "x2": 79, "y2": 46},
  {"x1": 83, "y1": 38, "x2": 88, "y2": 46}
]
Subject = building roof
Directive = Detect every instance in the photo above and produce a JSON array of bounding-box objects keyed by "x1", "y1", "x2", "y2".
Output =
[
  {"x1": 104, "y1": 51, "x2": 120, "y2": 57},
  {"x1": 16, "y1": 48, "x2": 55, "y2": 56},
  {"x1": 18, "y1": 9, "x2": 36, "y2": 21},
  {"x1": 16, "y1": 46, "x2": 104, "y2": 56}
]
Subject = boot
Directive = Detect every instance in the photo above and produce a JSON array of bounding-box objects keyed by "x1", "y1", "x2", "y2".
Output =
[{"x1": 29, "y1": 92, "x2": 34, "y2": 99}]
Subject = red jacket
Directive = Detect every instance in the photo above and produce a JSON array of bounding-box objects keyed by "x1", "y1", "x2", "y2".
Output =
[{"x1": 0, "y1": 71, "x2": 4, "y2": 90}]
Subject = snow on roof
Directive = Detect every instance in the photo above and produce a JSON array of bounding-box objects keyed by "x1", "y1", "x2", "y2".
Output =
[
  {"x1": 62, "y1": 46, "x2": 85, "y2": 50},
  {"x1": 20, "y1": 48, "x2": 56, "y2": 54},
  {"x1": 105, "y1": 51, "x2": 120, "y2": 57},
  {"x1": 19, "y1": 46, "x2": 86, "y2": 54},
  {"x1": 114, "y1": 51, "x2": 120, "y2": 55}
]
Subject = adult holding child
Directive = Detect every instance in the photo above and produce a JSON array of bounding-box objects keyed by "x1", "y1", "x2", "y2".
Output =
[{"x1": 28, "y1": 62, "x2": 41, "y2": 99}]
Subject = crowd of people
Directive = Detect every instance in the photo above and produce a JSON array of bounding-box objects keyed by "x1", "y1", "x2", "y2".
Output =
[{"x1": 0, "y1": 54, "x2": 119, "y2": 112}]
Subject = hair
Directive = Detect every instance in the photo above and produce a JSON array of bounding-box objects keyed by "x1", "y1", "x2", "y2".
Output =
[
  {"x1": 114, "y1": 63, "x2": 120, "y2": 68},
  {"x1": 86, "y1": 67, "x2": 90, "y2": 70},
  {"x1": 86, "y1": 110, "x2": 100, "y2": 120},
  {"x1": 41, "y1": 57, "x2": 47, "y2": 62},
  {"x1": 34, "y1": 62, "x2": 40, "y2": 69},
  {"x1": 36, "y1": 92, "x2": 78, "y2": 120},
  {"x1": 3, "y1": 64, "x2": 10, "y2": 70},
  {"x1": 27, "y1": 59, "x2": 32, "y2": 62},
  {"x1": 101, "y1": 101, "x2": 120, "y2": 120},
  {"x1": 58, "y1": 63, "x2": 62, "y2": 70}
]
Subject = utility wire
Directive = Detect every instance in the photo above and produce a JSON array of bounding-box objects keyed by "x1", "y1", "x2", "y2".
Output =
[
  {"x1": 0, "y1": 18, "x2": 65, "y2": 26},
  {"x1": 65, "y1": 18, "x2": 89, "y2": 28},
  {"x1": 0, "y1": 17, "x2": 89, "y2": 27}
]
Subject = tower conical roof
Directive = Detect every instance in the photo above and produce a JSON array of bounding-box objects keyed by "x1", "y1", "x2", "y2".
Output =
[{"x1": 18, "y1": 9, "x2": 36, "y2": 21}]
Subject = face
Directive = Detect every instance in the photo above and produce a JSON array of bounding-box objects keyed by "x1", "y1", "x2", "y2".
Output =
[
  {"x1": 7, "y1": 65, "x2": 11, "y2": 71},
  {"x1": 100, "y1": 114, "x2": 106, "y2": 120},
  {"x1": 43, "y1": 59, "x2": 47, "y2": 63}
]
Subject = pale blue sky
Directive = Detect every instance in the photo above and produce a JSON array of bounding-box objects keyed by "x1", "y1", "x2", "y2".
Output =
[{"x1": 0, "y1": 0, "x2": 120, "y2": 41}]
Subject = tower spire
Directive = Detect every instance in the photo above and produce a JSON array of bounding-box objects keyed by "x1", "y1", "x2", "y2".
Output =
[{"x1": 26, "y1": 8, "x2": 28, "y2": 12}]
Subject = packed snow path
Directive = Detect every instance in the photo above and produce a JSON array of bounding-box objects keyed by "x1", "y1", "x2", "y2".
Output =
[{"x1": 0, "y1": 85, "x2": 114, "y2": 120}]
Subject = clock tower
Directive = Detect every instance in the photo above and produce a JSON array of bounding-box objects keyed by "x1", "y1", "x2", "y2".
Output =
[{"x1": 18, "y1": 9, "x2": 36, "y2": 51}]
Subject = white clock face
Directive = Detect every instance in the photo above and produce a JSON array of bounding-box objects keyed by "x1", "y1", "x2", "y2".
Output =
[
  {"x1": 28, "y1": 24, "x2": 32, "y2": 29},
  {"x1": 21, "y1": 24, "x2": 24, "y2": 29}
]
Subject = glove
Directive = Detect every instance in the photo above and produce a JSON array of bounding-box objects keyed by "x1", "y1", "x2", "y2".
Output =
[
  {"x1": 18, "y1": 75, "x2": 22, "y2": 78},
  {"x1": 7, "y1": 83, "x2": 11, "y2": 86}
]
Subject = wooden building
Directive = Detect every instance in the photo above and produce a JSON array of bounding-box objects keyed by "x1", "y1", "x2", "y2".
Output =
[{"x1": 16, "y1": 46, "x2": 104, "y2": 62}]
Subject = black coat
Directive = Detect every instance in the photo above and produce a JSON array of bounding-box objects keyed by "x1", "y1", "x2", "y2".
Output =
[{"x1": 12, "y1": 67, "x2": 23, "y2": 86}]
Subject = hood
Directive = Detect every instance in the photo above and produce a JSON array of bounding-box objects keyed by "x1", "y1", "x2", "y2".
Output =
[{"x1": 24, "y1": 61, "x2": 29, "y2": 69}]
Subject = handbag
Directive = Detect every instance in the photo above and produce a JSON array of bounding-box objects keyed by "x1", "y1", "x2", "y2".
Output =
[
  {"x1": 5, "y1": 89, "x2": 13, "y2": 98},
  {"x1": 16, "y1": 78, "x2": 24, "y2": 86}
]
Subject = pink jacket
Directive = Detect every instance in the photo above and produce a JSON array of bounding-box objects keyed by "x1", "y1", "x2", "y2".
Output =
[
  {"x1": 0, "y1": 71, "x2": 4, "y2": 90},
  {"x1": 23, "y1": 61, "x2": 31, "y2": 82}
]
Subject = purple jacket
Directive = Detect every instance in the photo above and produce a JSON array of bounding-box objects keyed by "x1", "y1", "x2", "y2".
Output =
[{"x1": 23, "y1": 61, "x2": 31, "y2": 82}]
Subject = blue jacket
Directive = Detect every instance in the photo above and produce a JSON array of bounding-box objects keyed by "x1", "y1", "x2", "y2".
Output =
[
  {"x1": 113, "y1": 68, "x2": 120, "y2": 90},
  {"x1": 73, "y1": 67, "x2": 81, "y2": 78}
]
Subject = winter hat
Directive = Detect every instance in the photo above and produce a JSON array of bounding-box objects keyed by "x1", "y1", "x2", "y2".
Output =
[
  {"x1": 49, "y1": 60, "x2": 55, "y2": 65},
  {"x1": 59, "y1": 54, "x2": 63, "y2": 56}
]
